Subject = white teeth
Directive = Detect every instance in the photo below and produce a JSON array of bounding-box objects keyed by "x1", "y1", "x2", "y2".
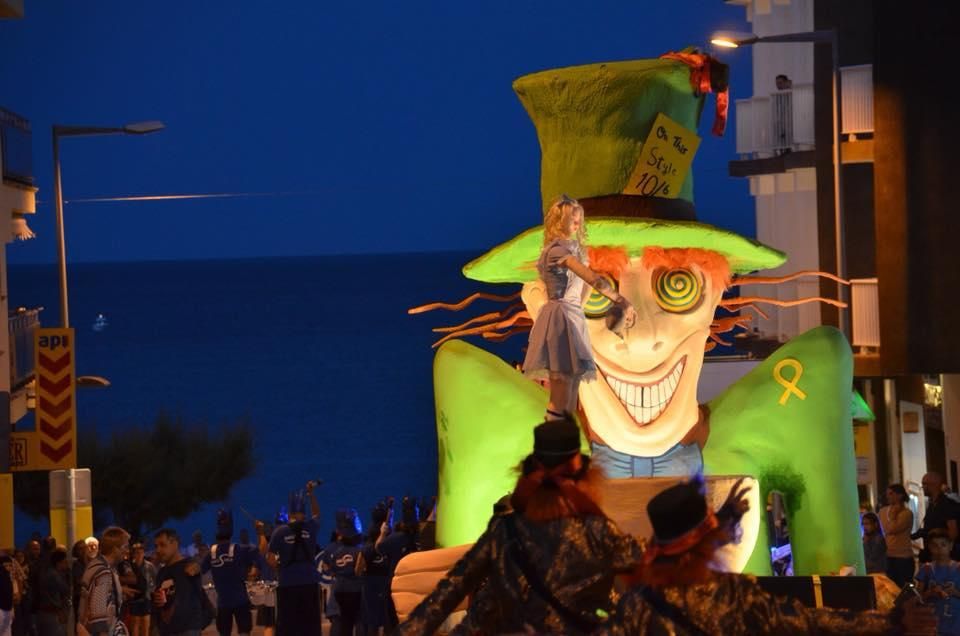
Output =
[{"x1": 600, "y1": 357, "x2": 686, "y2": 427}]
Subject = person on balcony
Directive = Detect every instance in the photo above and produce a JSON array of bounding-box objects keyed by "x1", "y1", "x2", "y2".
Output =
[{"x1": 774, "y1": 74, "x2": 794, "y2": 156}]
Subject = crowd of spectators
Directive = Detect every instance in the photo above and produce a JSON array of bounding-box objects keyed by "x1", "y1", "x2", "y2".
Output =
[
  {"x1": 0, "y1": 489, "x2": 436, "y2": 636},
  {"x1": 8, "y1": 441, "x2": 960, "y2": 635}
]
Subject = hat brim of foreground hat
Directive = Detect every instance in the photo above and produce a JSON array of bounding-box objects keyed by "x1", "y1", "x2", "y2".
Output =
[{"x1": 463, "y1": 217, "x2": 787, "y2": 284}]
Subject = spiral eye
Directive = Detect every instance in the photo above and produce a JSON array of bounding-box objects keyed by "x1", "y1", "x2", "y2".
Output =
[
  {"x1": 584, "y1": 274, "x2": 618, "y2": 318},
  {"x1": 653, "y1": 268, "x2": 703, "y2": 313}
]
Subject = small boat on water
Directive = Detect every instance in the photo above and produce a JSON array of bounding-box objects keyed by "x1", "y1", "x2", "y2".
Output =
[{"x1": 92, "y1": 314, "x2": 108, "y2": 332}]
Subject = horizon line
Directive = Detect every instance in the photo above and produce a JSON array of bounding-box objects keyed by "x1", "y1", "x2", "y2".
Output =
[{"x1": 5, "y1": 247, "x2": 487, "y2": 268}]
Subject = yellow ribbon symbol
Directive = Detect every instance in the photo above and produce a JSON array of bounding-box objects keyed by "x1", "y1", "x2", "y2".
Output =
[{"x1": 773, "y1": 358, "x2": 807, "y2": 406}]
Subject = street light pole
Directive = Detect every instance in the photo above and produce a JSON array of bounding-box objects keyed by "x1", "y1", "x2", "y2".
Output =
[
  {"x1": 51, "y1": 121, "x2": 164, "y2": 328},
  {"x1": 51, "y1": 131, "x2": 68, "y2": 328},
  {"x1": 828, "y1": 31, "x2": 849, "y2": 339},
  {"x1": 711, "y1": 30, "x2": 849, "y2": 339},
  {"x1": 50, "y1": 120, "x2": 162, "y2": 636}
]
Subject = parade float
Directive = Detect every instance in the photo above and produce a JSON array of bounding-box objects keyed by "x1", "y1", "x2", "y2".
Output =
[{"x1": 410, "y1": 51, "x2": 863, "y2": 578}]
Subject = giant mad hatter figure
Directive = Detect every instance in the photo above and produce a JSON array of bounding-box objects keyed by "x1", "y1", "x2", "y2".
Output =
[{"x1": 416, "y1": 53, "x2": 863, "y2": 576}]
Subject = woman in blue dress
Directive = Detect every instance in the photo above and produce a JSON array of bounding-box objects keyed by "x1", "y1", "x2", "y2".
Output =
[{"x1": 523, "y1": 195, "x2": 635, "y2": 419}]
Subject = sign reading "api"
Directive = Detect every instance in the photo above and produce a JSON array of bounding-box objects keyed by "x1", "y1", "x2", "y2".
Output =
[{"x1": 11, "y1": 328, "x2": 77, "y2": 472}]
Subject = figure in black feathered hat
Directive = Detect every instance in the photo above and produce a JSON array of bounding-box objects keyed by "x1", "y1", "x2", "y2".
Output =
[
  {"x1": 355, "y1": 498, "x2": 396, "y2": 633},
  {"x1": 265, "y1": 480, "x2": 321, "y2": 636},
  {"x1": 319, "y1": 508, "x2": 364, "y2": 634},
  {"x1": 202, "y1": 508, "x2": 264, "y2": 636},
  {"x1": 396, "y1": 413, "x2": 643, "y2": 635},
  {"x1": 602, "y1": 477, "x2": 934, "y2": 634}
]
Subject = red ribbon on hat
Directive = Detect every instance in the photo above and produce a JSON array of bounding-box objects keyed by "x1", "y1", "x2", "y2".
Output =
[
  {"x1": 511, "y1": 458, "x2": 605, "y2": 519},
  {"x1": 660, "y1": 51, "x2": 729, "y2": 137},
  {"x1": 641, "y1": 508, "x2": 720, "y2": 565}
]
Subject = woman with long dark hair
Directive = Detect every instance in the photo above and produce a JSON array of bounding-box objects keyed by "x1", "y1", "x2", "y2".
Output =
[{"x1": 395, "y1": 414, "x2": 642, "y2": 635}]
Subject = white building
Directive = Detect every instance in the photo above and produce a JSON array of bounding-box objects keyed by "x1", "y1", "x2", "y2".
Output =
[{"x1": 719, "y1": 0, "x2": 960, "y2": 523}]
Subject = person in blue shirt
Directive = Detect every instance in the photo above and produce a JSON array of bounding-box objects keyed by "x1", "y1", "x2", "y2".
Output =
[
  {"x1": 201, "y1": 510, "x2": 266, "y2": 636},
  {"x1": 316, "y1": 532, "x2": 340, "y2": 636},
  {"x1": 320, "y1": 509, "x2": 363, "y2": 636},
  {"x1": 267, "y1": 482, "x2": 321, "y2": 636},
  {"x1": 151, "y1": 528, "x2": 208, "y2": 636},
  {"x1": 376, "y1": 496, "x2": 421, "y2": 630},
  {"x1": 377, "y1": 497, "x2": 420, "y2": 576},
  {"x1": 356, "y1": 500, "x2": 392, "y2": 636},
  {"x1": 917, "y1": 528, "x2": 960, "y2": 635}
]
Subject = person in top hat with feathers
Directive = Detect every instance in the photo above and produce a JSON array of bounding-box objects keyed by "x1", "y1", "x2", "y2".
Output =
[
  {"x1": 266, "y1": 481, "x2": 320, "y2": 636},
  {"x1": 597, "y1": 477, "x2": 936, "y2": 635},
  {"x1": 395, "y1": 413, "x2": 642, "y2": 635}
]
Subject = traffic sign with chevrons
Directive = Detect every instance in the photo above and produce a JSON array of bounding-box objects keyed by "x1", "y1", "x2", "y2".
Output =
[{"x1": 32, "y1": 328, "x2": 76, "y2": 469}]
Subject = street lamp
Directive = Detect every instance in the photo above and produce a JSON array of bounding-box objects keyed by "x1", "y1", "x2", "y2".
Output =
[
  {"x1": 711, "y1": 29, "x2": 849, "y2": 339},
  {"x1": 50, "y1": 122, "x2": 160, "y2": 636},
  {"x1": 52, "y1": 121, "x2": 165, "y2": 327}
]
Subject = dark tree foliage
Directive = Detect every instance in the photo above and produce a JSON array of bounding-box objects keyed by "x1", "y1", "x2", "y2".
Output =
[{"x1": 15, "y1": 413, "x2": 254, "y2": 538}]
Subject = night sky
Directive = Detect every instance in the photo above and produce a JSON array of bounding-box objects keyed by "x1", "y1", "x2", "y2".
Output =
[{"x1": 1, "y1": 2, "x2": 754, "y2": 264}]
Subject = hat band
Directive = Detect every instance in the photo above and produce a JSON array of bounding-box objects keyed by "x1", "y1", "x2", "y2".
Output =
[
  {"x1": 580, "y1": 194, "x2": 697, "y2": 222},
  {"x1": 644, "y1": 509, "x2": 719, "y2": 564},
  {"x1": 535, "y1": 448, "x2": 580, "y2": 457}
]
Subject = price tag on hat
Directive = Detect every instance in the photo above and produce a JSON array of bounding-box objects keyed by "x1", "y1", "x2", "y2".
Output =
[{"x1": 623, "y1": 112, "x2": 701, "y2": 199}]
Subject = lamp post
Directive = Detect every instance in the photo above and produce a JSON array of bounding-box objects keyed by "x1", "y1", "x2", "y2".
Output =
[
  {"x1": 50, "y1": 121, "x2": 162, "y2": 636},
  {"x1": 711, "y1": 30, "x2": 848, "y2": 339},
  {"x1": 52, "y1": 121, "x2": 164, "y2": 328}
]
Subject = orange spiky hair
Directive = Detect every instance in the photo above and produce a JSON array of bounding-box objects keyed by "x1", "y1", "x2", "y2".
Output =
[
  {"x1": 641, "y1": 247, "x2": 732, "y2": 290},
  {"x1": 410, "y1": 246, "x2": 847, "y2": 351},
  {"x1": 586, "y1": 246, "x2": 630, "y2": 279}
]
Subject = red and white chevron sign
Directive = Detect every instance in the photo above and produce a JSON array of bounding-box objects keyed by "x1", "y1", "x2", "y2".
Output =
[{"x1": 34, "y1": 328, "x2": 76, "y2": 468}]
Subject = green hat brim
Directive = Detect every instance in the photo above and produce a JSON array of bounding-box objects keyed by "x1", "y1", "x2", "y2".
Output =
[{"x1": 463, "y1": 218, "x2": 787, "y2": 284}]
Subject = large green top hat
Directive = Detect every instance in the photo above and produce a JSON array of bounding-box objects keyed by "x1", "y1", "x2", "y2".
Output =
[{"x1": 464, "y1": 56, "x2": 786, "y2": 284}]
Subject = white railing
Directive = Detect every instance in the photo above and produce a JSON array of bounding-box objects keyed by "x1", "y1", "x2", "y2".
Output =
[
  {"x1": 851, "y1": 278, "x2": 880, "y2": 350},
  {"x1": 735, "y1": 83, "x2": 814, "y2": 157},
  {"x1": 841, "y1": 64, "x2": 874, "y2": 135}
]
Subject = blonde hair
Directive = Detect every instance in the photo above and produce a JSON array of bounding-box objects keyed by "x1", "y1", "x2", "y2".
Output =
[{"x1": 543, "y1": 195, "x2": 586, "y2": 248}]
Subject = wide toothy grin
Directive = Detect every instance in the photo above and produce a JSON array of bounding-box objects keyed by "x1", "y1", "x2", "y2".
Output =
[{"x1": 600, "y1": 356, "x2": 686, "y2": 426}]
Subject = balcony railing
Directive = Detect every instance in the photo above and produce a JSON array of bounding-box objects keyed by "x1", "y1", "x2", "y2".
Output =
[
  {"x1": 735, "y1": 84, "x2": 815, "y2": 158},
  {"x1": 841, "y1": 64, "x2": 874, "y2": 135},
  {"x1": 851, "y1": 278, "x2": 880, "y2": 351},
  {"x1": 0, "y1": 106, "x2": 34, "y2": 186},
  {"x1": 9, "y1": 306, "x2": 41, "y2": 389}
]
